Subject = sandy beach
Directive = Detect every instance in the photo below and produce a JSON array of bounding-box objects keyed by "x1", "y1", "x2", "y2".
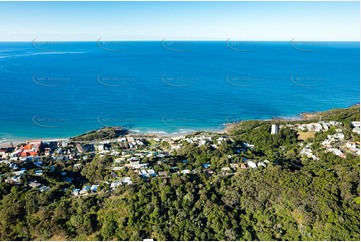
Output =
[{"x1": 1, "y1": 104, "x2": 358, "y2": 149}]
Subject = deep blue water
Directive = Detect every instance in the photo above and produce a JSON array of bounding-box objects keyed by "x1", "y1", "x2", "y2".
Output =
[{"x1": 0, "y1": 41, "x2": 359, "y2": 140}]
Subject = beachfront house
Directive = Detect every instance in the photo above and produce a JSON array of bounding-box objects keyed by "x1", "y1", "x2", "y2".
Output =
[{"x1": 0, "y1": 149, "x2": 7, "y2": 159}]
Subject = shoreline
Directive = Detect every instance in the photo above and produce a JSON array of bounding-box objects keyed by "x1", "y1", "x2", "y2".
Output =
[{"x1": 1, "y1": 104, "x2": 359, "y2": 148}]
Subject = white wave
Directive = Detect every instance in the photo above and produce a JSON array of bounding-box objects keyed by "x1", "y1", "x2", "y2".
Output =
[
  {"x1": 0, "y1": 51, "x2": 84, "y2": 59},
  {"x1": 146, "y1": 130, "x2": 168, "y2": 135}
]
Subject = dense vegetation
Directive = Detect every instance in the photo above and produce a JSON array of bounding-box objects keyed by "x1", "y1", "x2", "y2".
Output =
[
  {"x1": 70, "y1": 127, "x2": 128, "y2": 141},
  {"x1": 304, "y1": 105, "x2": 360, "y2": 123},
  {"x1": 0, "y1": 106, "x2": 359, "y2": 240}
]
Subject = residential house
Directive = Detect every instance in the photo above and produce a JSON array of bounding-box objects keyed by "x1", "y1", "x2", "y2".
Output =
[
  {"x1": 20, "y1": 141, "x2": 41, "y2": 157},
  {"x1": 80, "y1": 185, "x2": 91, "y2": 194},
  {"x1": 139, "y1": 170, "x2": 149, "y2": 178},
  {"x1": 147, "y1": 169, "x2": 156, "y2": 177},
  {"x1": 44, "y1": 148, "x2": 51, "y2": 156},
  {"x1": 271, "y1": 124, "x2": 279, "y2": 134},
  {"x1": 28, "y1": 181, "x2": 41, "y2": 188},
  {"x1": 121, "y1": 177, "x2": 132, "y2": 185},
  {"x1": 71, "y1": 188, "x2": 81, "y2": 196},
  {"x1": 230, "y1": 163, "x2": 239, "y2": 170},
  {"x1": 244, "y1": 143, "x2": 255, "y2": 149},
  {"x1": 203, "y1": 163, "x2": 211, "y2": 169},
  {"x1": 181, "y1": 169, "x2": 191, "y2": 175},
  {"x1": 158, "y1": 171, "x2": 168, "y2": 178},
  {"x1": 247, "y1": 161, "x2": 257, "y2": 168},
  {"x1": 217, "y1": 137, "x2": 227, "y2": 145},
  {"x1": 0, "y1": 149, "x2": 7, "y2": 159},
  {"x1": 221, "y1": 167, "x2": 231, "y2": 175},
  {"x1": 39, "y1": 186, "x2": 50, "y2": 193},
  {"x1": 5, "y1": 175, "x2": 21, "y2": 184},
  {"x1": 110, "y1": 180, "x2": 122, "y2": 189},
  {"x1": 34, "y1": 170, "x2": 43, "y2": 176},
  {"x1": 90, "y1": 185, "x2": 99, "y2": 192}
]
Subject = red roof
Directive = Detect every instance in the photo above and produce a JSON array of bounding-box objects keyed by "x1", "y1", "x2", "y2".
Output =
[{"x1": 20, "y1": 151, "x2": 38, "y2": 157}]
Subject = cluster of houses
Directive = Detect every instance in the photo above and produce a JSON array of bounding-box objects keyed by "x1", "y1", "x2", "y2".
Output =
[
  {"x1": 110, "y1": 177, "x2": 133, "y2": 189},
  {"x1": 1, "y1": 118, "x2": 359, "y2": 197},
  {"x1": 220, "y1": 159, "x2": 270, "y2": 175},
  {"x1": 71, "y1": 184, "x2": 99, "y2": 196},
  {"x1": 164, "y1": 134, "x2": 233, "y2": 150},
  {"x1": 281, "y1": 120, "x2": 342, "y2": 133},
  {"x1": 320, "y1": 130, "x2": 347, "y2": 158},
  {"x1": 300, "y1": 143, "x2": 319, "y2": 160},
  {"x1": 278, "y1": 120, "x2": 360, "y2": 160},
  {"x1": 345, "y1": 141, "x2": 360, "y2": 155},
  {"x1": 10, "y1": 141, "x2": 42, "y2": 157}
]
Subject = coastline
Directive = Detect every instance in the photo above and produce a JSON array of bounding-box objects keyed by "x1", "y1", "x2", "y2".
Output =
[{"x1": 1, "y1": 104, "x2": 359, "y2": 149}]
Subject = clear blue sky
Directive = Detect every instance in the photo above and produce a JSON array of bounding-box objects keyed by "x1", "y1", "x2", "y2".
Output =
[{"x1": 0, "y1": 1, "x2": 359, "y2": 41}]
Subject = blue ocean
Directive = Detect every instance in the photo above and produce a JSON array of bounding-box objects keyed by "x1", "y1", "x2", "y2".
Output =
[{"x1": 0, "y1": 41, "x2": 359, "y2": 141}]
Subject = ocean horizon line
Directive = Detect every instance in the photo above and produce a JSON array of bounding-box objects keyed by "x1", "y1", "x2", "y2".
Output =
[{"x1": 0, "y1": 40, "x2": 359, "y2": 43}]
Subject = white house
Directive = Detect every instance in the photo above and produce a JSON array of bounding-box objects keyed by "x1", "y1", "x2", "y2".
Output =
[
  {"x1": 121, "y1": 177, "x2": 132, "y2": 185},
  {"x1": 351, "y1": 121, "x2": 360, "y2": 127},
  {"x1": 39, "y1": 186, "x2": 50, "y2": 193},
  {"x1": 271, "y1": 124, "x2": 279, "y2": 134},
  {"x1": 110, "y1": 180, "x2": 122, "y2": 189},
  {"x1": 247, "y1": 161, "x2": 257, "y2": 168},
  {"x1": 71, "y1": 188, "x2": 81, "y2": 196},
  {"x1": 80, "y1": 185, "x2": 91, "y2": 194},
  {"x1": 147, "y1": 169, "x2": 156, "y2": 177},
  {"x1": 34, "y1": 170, "x2": 43, "y2": 176},
  {"x1": 90, "y1": 185, "x2": 99, "y2": 192},
  {"x1": 181, "y1": 169, "x2": 191, "y2": 175}
]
